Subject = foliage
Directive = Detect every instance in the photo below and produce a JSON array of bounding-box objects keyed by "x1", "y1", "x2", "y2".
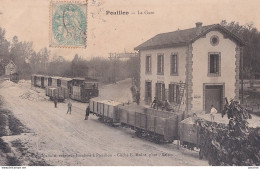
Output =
[
  {"x1": 196, "y1": 99, "x2": 259, "y2": 166},
  {"x1": 0, "y1": 26, "x2": 139, "y2": 82},
  {"x1": 220, "y1": 20, "x2": 260, "y2": 77}
]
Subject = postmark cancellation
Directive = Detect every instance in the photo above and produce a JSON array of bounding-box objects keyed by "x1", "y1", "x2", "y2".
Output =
[{"x1": 50, "y1": 0, "x2": 87, "y2": 48}]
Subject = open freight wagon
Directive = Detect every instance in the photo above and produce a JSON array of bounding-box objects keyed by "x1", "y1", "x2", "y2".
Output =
[
  {"x1": 45, "y1": 86, "x2": 69, "y2": 102},
  {"x1": 90, "y1": 97, "x2": 185, "y2": 143},
  {"x1": 89, "y1": 98, "x2": 122, "y2": 125},
  {"x1": 118, "y1": 104, "x2": 184, "y2": 143},
  {"x1": 178, "y1": 117, "x2": 201, "y2": 150}
]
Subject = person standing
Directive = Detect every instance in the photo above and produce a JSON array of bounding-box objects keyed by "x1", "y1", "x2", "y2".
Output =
[
  {"x1": 54, "y1": 97, "x2": 57, "y2": 108},
  {"x1": 210, "y1": 105, "x2": 218, "y2": 122},
  {"x1": 85, "y1": 105, "x2": 90, "y2": 120},
  {"x1": 136, "y1": 90, "x2": 140, "y2": 105},
  {"x1": 67, "y1": 101, "x2": 72, "y2": 114}
]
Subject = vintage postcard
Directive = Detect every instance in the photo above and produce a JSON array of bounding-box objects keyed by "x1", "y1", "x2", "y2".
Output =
[{"x1": 0, "y1": 0, "x2": 260, "y2": 167}]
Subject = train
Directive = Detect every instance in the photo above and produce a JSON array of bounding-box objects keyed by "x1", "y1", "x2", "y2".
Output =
[
  {"x1": 89, "y1": 98, "x2": 192, "y2": 144},
  {"x1": 10, "y1": 72, "x2": 19, "y2": 83},
  {"x1": 31, "y1": 74, "x2": 99, "y2": 102}
]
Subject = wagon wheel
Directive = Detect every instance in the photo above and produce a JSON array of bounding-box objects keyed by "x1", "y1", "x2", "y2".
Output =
[
  {"x1": 135, "y1": 130, "x2": 142, "y2": 138},
  {"x1": 153, "y1": 136, "x2": 162, "y2": 144},
  {"x1": 167, "y1": 139, "x2": 174, "y2": 143}
]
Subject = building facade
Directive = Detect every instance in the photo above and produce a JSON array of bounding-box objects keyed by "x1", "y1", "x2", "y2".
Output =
[
  {"x1": 135, "y1": 23, "x2": 244, "y2": 114},
  {"x1": 5, "y1": 60, "x2": 17, "y2": 75}
]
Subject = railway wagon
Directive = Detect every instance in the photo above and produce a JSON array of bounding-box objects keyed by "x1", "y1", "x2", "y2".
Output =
[
  {"x1": 179, "y1": 117, "x2": 200, "y2": 147},
  {"x1": 51, "y1": 76, "x2": 62, "y2": 87},
  {"x1": 10, "y1": 73, "x2": 19, "y2": 83},
  {"x1": 118, "y1": 104, "x2": 184, "y2": 143},
  {"x1": 31, "y1": 74, "x2": 37, "y2": 86},
  {"x1": 45, "y1": 86, "x2": 67, "y2": 101},
  {"x1": 48, "y1": 77, "x2": 52, "y2": 86},
  {"x1": 61, "y1": 77, "x2": 73, "y2": 98},
  {"x1": 34, "y1": 75, "x2": 43, "y2": 87},
  {"x1": 43, "y1": 76, "x2": 49, "y2": 88},
  {"x1": 89, "y1": 98, "x2": 122, "y2": 124}
]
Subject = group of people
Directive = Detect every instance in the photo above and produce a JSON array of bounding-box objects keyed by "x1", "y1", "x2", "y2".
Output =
[
  {"x1": 53, "y1": 98, "x2": 90, "y2": 120},
  {"x1": 151, "y1": 97, "x2": 171, "y2": 111}
]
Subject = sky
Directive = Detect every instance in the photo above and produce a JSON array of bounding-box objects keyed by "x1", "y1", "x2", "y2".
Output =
[{"x1": 0, "y1": 0, "x2": 259, "y2": 60}]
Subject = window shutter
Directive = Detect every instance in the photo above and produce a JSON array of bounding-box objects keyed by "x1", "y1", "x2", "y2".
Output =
[
  {"x1": 146, "y1": 56, "x2": 148, "y2": 72},
  {"x1": 145, "y1": 82, "x2": 148, "y2": 100},
  {"x1": 169, "y1": 84, "x2": 172, "y2": 102},
  {"x1": 176, "y1": 55, "x2": 178, "y2": 73},
  {"x1": 176, "y1": 84, "x2": 180, "y2": 103},
  {"x1": 170, "y1": 56, "x2": 173, "y2": 74},
  {"x1": 162, "y1": 83, "x2": 165, "y2": 100},
  {"x1": 157, "y1": 55, "x2": 160, "y2": 73},
  {"x1": 155, "y1": 83, "x2": 158, "y2": 98},
  {"x1": 216, "y1": 55, "x2": 219, "y2": 73},
  {"x1": 162, "y1": 55, "x2": 164, "y2": 73}
]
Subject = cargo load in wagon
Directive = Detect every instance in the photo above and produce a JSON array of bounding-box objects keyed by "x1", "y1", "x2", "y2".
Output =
[
  {"x1": 89, "y1": 98, "x2": 122, "y2": 124},
  {"x1": 118, "y1": 104, "x2": 184, "y2": 143}
]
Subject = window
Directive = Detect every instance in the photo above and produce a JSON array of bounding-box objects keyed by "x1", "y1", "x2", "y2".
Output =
[
  {"x1": 155, "y1": 83, "x2": 165, "y2": 101},
  {"x1": 169, "y1": 84, "x2": 180, "y2": 103},
  {"x1": 210, "y1": 35, "x2": 219, "y2": 46},
  {"x1": 157, "y1": 54, "x2": 164, "y2": 74},
  {"x1": 208, "y1": 53, "x2": 221, "y2": 76},
  {"x1": 146, "y1": 55, "x2": 151, "y2": 73},
  {"x1": 171, "y1": 54, "x2": 178, "y2": 75}
]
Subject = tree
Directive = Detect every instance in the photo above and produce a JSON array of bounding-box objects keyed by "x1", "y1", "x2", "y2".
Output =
[
  {"x1": 0, "y1": 27, "x2": 10, "y2": 74},
  {"x1": 220, "y1": 20, "x2": 260, "y2": 78},
  {"x1": 9, "y1": 36, "x2": 34, "y2": 74},
  {"x1": 71, "y1": 54, "x2": 88, "y2": 77}
]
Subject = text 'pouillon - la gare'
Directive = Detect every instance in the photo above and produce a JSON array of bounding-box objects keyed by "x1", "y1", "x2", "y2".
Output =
[{"x1": 106, "y1": 10, "x2": 154, "y2": 15}]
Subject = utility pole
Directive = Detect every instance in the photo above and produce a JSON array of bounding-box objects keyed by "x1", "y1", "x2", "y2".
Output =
[
  {"x1": 108, "y1": 52, "x2": 139, "y2": 83},
  {"x1": 109, "y1": 53, "x2": 117, "y2": 83},
  {"x1": 241, "y1": 47, "x2": 244, "y2": 104}
]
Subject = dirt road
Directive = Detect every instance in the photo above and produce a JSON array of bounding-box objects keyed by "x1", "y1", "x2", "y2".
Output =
[{"x1": 0, "y1": 80, "x2": 208, "y2": 166}]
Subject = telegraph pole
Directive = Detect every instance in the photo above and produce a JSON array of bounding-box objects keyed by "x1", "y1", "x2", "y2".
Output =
[{"x1": 241, "y1": 47, "x2": 244, "y2": 104}]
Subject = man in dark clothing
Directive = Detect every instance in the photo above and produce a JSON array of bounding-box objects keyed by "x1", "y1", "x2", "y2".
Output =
[
  {"x1": 136, "y1": 90, "x2": 140, "y2": 105},
  {"x1": 54, "y1": 97, "x2": 57, "y2": 108},
  {"x1": 85, "y1": 105, "x2": 90, "y2": 120},
  {"x1": 67, "y1": 101, "x2": 72, "y2": 114},
  {"x1": 163, "y1": 100, "x2": 170, "y2": 111},
  {"x1": 151, "y1": 97, "x2": 158, "y2": 109}
]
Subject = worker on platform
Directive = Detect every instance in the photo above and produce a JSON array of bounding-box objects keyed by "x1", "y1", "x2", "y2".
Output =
[
  {"x1": 67, "y1": 101, "x2": 72, "y2": 114},
  {"x1": 210, "y1": 105, "x2": 218, "y2": 122},
  {"x1": 163, "y1": 100, "x2": 170, "y2": 111},
  {"x1": 151, "y1": 97, "x2": 158, "y2": 109}
]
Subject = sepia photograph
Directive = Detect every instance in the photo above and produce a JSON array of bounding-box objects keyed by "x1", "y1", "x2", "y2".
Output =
[{"x1": 0, "y1": 0, "x2": 260, "y2": 167}]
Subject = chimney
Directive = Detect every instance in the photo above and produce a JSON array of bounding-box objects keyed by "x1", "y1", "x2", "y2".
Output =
[{"x1": 195, "y1": 22, "x2": 203, "y2": 35}]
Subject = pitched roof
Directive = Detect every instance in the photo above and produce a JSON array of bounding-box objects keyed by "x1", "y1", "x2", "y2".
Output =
[
  {"x1": 6, "y1": 60, "x2": 16, "y2": 67},
  {"x1": 134, "y1": 24, "x2": 245, "y2": 50}
]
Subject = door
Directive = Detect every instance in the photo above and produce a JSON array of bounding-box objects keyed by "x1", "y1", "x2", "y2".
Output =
[
  {"x1": 41, "y1": 77, "x2": 44, "y2": 88},
  {"x1": 205, "y1": 85, "x2": 223, "y2": 113},
  {"x1": 145, "y1": 81, "x2": 152, "y2": 103}
]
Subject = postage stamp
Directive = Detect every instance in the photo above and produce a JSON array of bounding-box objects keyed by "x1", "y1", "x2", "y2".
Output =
[{"x1": 50, "y1": 0, "x2": 87, "y2": 48}]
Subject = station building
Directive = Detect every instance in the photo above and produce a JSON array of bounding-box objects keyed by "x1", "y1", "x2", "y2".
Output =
[{"x1": 135, "y1": 22, "x2": 244, "y2": 114}]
